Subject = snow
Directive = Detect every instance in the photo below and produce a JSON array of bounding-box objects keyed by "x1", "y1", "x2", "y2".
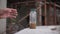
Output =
[{"x1": 15, "y1": 26, "x2": 60, "y2": 34}]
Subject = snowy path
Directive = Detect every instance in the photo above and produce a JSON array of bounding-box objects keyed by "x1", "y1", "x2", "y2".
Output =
[{"x1": 15, "y1": 26, "x2": 60, "y2": 34}]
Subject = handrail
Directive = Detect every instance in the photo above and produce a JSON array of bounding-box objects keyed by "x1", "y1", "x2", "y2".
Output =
[{"x1": 17, "y1": 13, "x2": 29, "y2": 23}]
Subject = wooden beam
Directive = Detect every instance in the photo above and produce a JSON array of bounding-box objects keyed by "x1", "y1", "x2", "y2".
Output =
[
  {"x1": 12, "y1": 1, "x2": 35, "y2": 4},
  {"x1": 11, "y1": 1, "x2": 60, "y2": 8},
  {"x1": 46, "y1": 2, "x2": 60, "y2": 8}
]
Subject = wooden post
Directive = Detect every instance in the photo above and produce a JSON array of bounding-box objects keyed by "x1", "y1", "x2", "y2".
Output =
[
  {"x1": 36, "y1": 0, "x2": 42, "y2": 26},
  {"x1": 49, "y1": 1, "x2": 54, "y2": 25},
  {"x1": 54, "y1": 0, "x2": 57, "y2": 25},
  {"x1": 44, "y1": 0, "x2": 47, "y2": 25}
]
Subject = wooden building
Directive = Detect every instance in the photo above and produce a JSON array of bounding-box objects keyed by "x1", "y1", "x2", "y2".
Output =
[
  {"x1": 7, "y1": 0, "x2": 60, "y2": 34},
  {"x1": 7, "y1": 0, "x2": 60, "y2": 25}
]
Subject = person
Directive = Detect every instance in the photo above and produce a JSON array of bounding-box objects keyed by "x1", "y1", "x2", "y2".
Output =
[{"x1": 0, "y1": 8, "x2": 18, "y2": 19}]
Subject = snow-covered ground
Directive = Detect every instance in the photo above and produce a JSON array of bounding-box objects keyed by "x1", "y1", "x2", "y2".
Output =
[{"x1": 15, "y1": 26, "x2": 60, "y2": 34}]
